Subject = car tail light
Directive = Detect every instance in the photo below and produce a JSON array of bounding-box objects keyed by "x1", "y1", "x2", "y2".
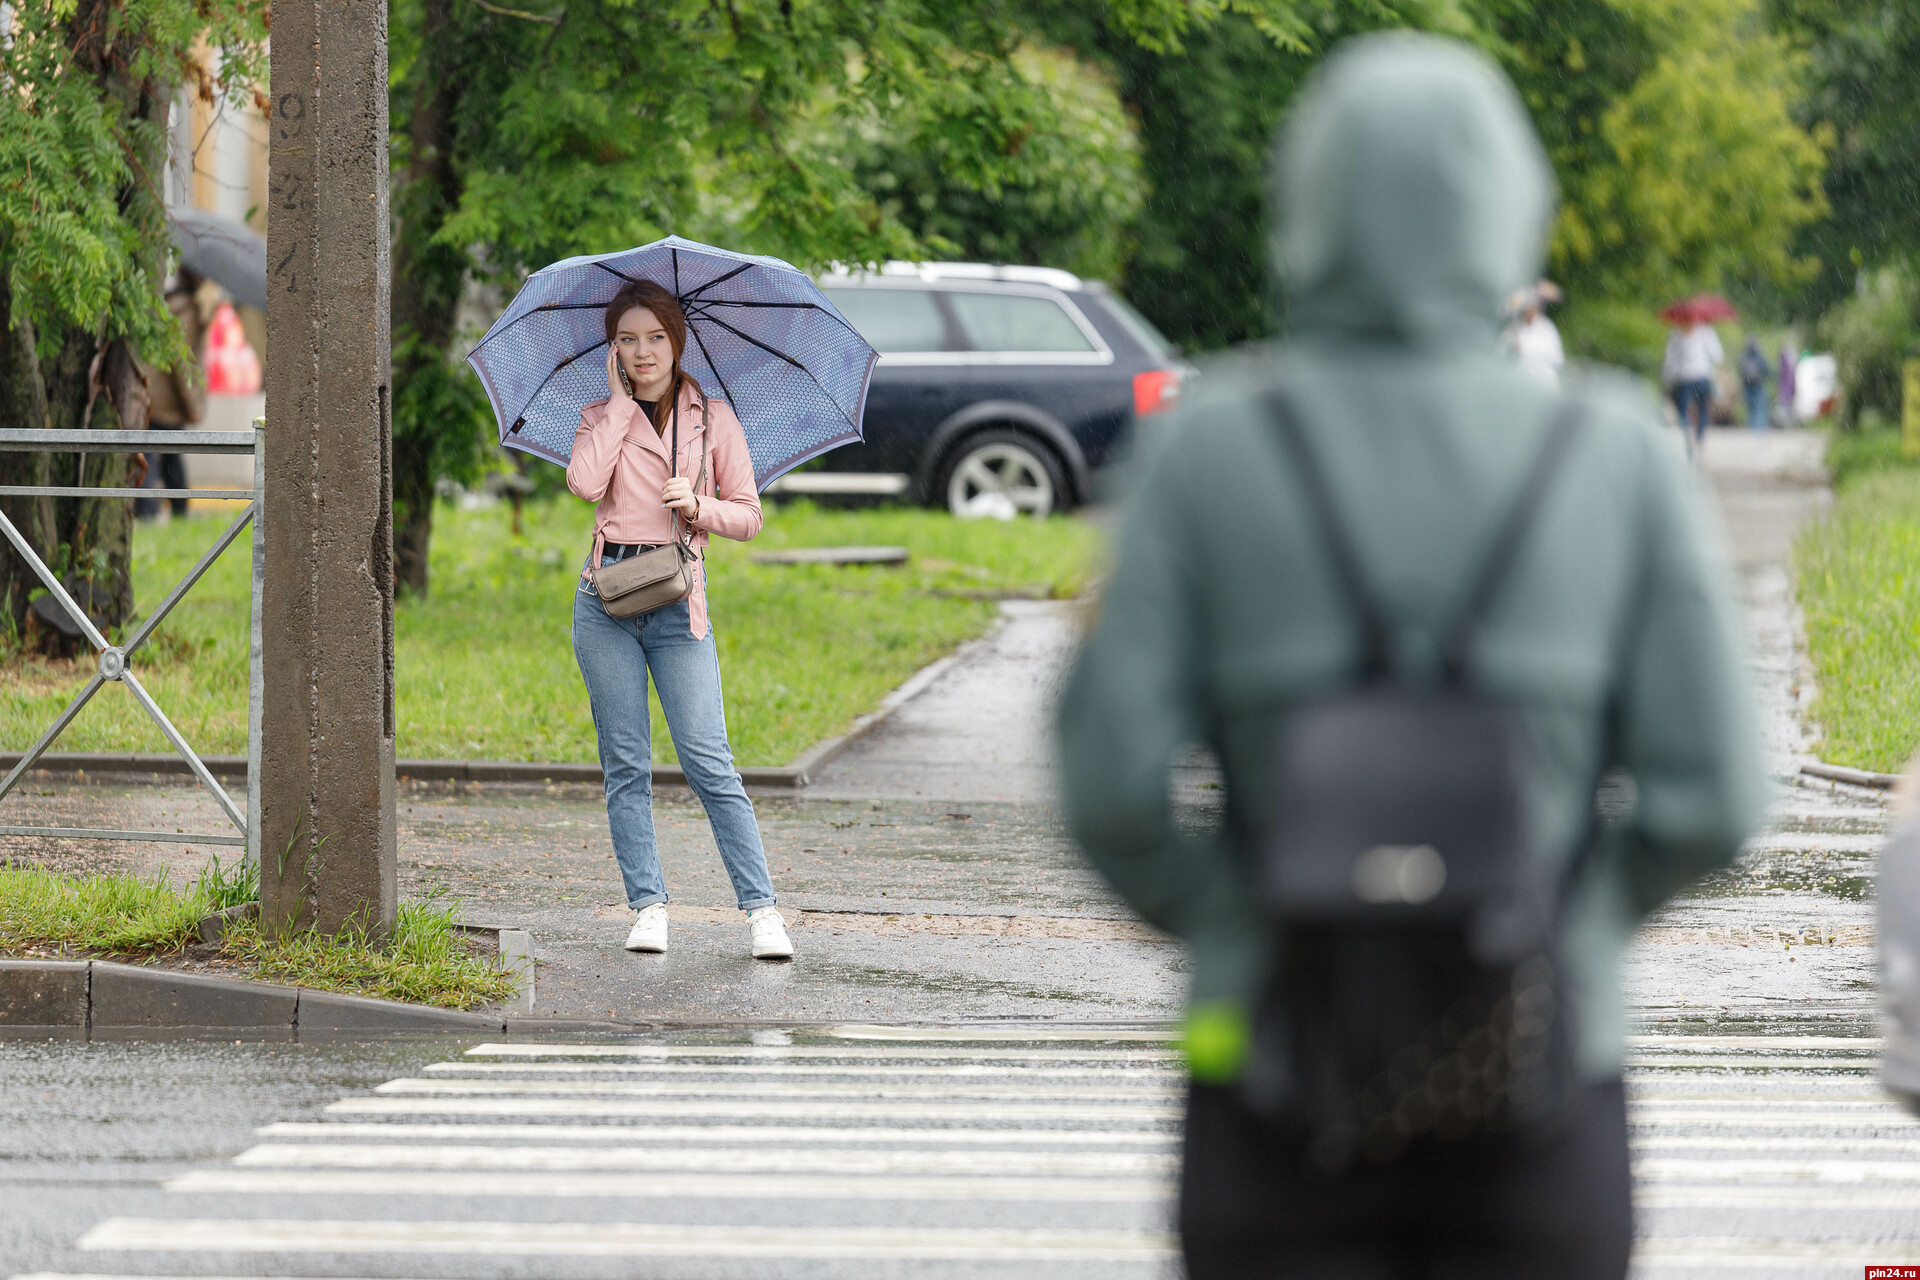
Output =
[{"x1": 1133, "y1": 368, "x2": 1180, "y2": 417}]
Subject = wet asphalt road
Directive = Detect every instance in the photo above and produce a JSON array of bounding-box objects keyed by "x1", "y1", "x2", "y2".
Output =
[{"x1": 3, "y1": 428, "x2": 1914, "y2": 1276}]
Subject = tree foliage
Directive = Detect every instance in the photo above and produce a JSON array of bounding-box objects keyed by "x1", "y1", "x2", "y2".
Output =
[
  {"x1": 386, "y1": 0, "x2": 1345, "y2": 591},
  {"x1": 1, "y1": 0, "x2": 264, "y2": 366},
  {"x1": 1769, "y1": 0, "x2": 1920, "y2": 315},
  {"x1": 0, "y1": 0, "x2": 266, "y2": 648},
  {"x1": 1543, "y1": 0, "x2": 1828, "y2": 302}
]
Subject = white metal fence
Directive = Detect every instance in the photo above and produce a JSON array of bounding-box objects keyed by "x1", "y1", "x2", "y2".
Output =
[{"x1": 0, "y1": 425, "x2": 264, "y2": 861}]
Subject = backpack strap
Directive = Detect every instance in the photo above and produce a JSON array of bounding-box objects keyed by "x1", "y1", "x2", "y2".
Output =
[
  {"x1": 1435, "y1": 400, "x2": 1585, "y2": 684},
  {"x1": 1265, "y1": 391, "x2": 1585, "y2": 686},
  {"x1": 1267, "y1": 392, "x2": 1394, "y2": 680}
]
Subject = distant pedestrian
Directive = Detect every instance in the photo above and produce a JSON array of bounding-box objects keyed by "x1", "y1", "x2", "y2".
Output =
[
  {"x1": 136, "y1": 270, "x2": 208, "y2": 519},
  {"x1": 1057, "y1": 34, "x2": 1765, "y2": 1280},
  {"x1": 1504, "y1": 282, "x2": 1564, "y2": 385},
  {"x1": 1739, "y1": 337, "x2": 1771, "y2": 431},
  {"x1": 1778, "y1": 346, "x2": 1799, "y2": 427},
  {"x1": 1662, "y1": 315, "x2": 1723, "y2": 453},
  {"x1": 567, "y1": 278, "x2": 793, "y2": 961}
]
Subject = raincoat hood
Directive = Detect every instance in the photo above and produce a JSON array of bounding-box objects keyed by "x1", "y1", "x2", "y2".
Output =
[{"x1": 1275, "y1": 34, "x2": 1555, "y2": 349}]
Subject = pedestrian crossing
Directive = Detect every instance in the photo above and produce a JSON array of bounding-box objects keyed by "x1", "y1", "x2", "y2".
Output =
[{"x1": 14, "y1": 1027, "x2": 1918, "y2": 1278}]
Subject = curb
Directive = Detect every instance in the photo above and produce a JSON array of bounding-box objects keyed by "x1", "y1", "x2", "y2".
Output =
[
  {"x1": 0, "y1": 958, "x2": 512, "y2": 1036},
  {"x1": 1801, "y1": 761, "x2": 1900, "y2": 790},
  {"x1": 0, "y1": 637, "x2": 971, "y2": 793}
]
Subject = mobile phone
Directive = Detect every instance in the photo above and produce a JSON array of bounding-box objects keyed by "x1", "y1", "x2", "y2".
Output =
[{"x1": 615, "y1": 355, "x2": 634, "y2": 396}]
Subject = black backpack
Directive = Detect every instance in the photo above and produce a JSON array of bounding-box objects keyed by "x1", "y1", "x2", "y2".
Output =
[{"x1": 1245, "y1": 393, "x2": 1588, "y2": 1171}]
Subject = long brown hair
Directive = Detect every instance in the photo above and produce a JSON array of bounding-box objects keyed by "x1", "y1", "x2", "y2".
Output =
[{"x1": 603, "y1": 279, "x2": 700, "y2": 434}]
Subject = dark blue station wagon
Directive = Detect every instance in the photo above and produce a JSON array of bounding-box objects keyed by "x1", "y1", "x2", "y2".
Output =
[{"x1": 807, "y1": 263, "x2": 1185, "y2": 517}]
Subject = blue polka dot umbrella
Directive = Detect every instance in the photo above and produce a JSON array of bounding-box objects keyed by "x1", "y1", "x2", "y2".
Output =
[{"x1": 466, "y1": 236, "x2": 878, "y2": 486}]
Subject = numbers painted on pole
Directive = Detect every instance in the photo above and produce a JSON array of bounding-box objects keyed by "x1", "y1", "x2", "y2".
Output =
[
  {"x1": 270, "y1": 92, "x2": 310, "y2": 294},
  {"x1": 276, "y1": 92, "x2": 307, "y2": 140}
]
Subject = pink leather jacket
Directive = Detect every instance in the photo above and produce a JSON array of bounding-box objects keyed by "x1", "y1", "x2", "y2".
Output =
[{"x1": 566, "y1": 379, "x2": 763, "y2": 638}]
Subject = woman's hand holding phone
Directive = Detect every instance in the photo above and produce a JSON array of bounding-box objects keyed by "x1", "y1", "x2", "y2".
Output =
[{"x1": 606, "y1": 346, "x2": 633, "y2": 402}]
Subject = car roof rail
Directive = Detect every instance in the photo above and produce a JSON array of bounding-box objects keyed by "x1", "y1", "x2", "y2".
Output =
[{"x1": 822, "y1": 261, "x2": 1089, "y2": 292}]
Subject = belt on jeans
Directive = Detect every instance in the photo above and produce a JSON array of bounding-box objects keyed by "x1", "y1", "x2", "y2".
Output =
[{"x1": 598, "y1": 542, "x2": 666, "y2": 564}]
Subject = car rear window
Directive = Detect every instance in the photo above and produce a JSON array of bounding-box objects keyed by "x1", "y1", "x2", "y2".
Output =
[
  {"x1": 946, "y1": 291, "x2": 1096, "y2": 353},
  {"x1": 1104, "y1": 294, "x2": 1177, "y2": 361},
  {"x1": 820, "y1": 287, "x2": 951, "y2": 353}
]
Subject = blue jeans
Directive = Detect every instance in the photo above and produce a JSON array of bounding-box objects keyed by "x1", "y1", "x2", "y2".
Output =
[
  {"x1": 571, "y1": 586, "x2": 776, "y2": 912},
  {"x1": 1672, "y1": 379, "x2": 1714, "y2": 444},
  {"x1": 1745, "y1": 383, "x2": 1770, "y2": 431}
]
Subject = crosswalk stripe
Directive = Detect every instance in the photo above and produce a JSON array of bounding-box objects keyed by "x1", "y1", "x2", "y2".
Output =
[
  {"x1": 1636, "y1": 1188, "x2": 1920, "y2": 1209},
  {"x1": 328, "y1": 1097, "x2": 1183, "y2": 1122},
  {"x1": 164, "y1": 1169, "x2": 1176, "y2": 1202},
  {"x1": 1633, "y1": 1238, "x2": 1920, "y2": 1262},
  {"x1": 372, "y1": 1077, "x2": 1180, "y2": 1101},
  {"x1": 76, "y1": 1218, "x2": 1182, "y2": 1259},
  {"x1": 1637, "y1": 1157, "x2": 1920, "y2": 1182},
  {"x1": 230, "y1": 1142, "x2": 1178, "y2": 1175},
  {"x1": 259, "y1": 1121, "x2": 1182, "y2": 1146},
  {"x1": 1620, "y1": 1097, "x2": 1889, "y2": 1105},
  {"x1": 1625, "y1": 1037, "x2": 1884, "y2": 1051},
  {"x1": 466, "y1": 1042, "x2": 1183, "y2": 1062},
  {"x1": 424, "y1": 1061, "x2": 1190, "y2": 1081},
  {"x1": 1625, "y1": 1057, "x2": 1876, "y2": 1070},
  {"x1": 1634, "y1": 1135, "x2": 1920, "y2": 1152},
  {"x1": 1630, "y1": 1110, "x2": 1914, "y2": 1126},
  {"x1": 818, "y1": 1025, "x2": 1180, "y2": 1043}
]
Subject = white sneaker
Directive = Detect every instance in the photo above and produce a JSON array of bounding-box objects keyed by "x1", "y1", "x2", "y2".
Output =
[
  {"x1": 747, "y1": 907, "x2": 793, "y2": 960},
  {"x1": 624, "y1": 903, "x2": 668, "y2": 953}
]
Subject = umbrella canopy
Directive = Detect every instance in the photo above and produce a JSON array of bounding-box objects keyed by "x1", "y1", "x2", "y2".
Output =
[
  {"x1": 1659, "y1": 293, "x2": 1738, "y2": 326},
  {"x1": 466, "y1": 236, "x2": 878, "y2": 488},
  {"x1": 168, "y1": 207, "x2": 267, "y2": 310}
]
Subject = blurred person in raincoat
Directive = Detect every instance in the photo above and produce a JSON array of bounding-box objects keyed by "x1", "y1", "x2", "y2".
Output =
[
  {"x1": 136, "y1": 270, "x2": 208, "y2": 520},
  {"x1": 1057, "y1": 34, "x2": 1764, "y2": 1280},
  {"x1": 1662, "y1": 315, "x2": 1723, "y2": 453},
  {"x1": 1739, "y1": 337, "x2": 1771, "y2": 431},
  {"x1": 1504, "y1": 282, "x2": 1564, "y2": 386}
]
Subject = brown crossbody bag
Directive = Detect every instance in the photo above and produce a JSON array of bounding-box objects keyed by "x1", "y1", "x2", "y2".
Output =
[{"x1": 589, "y1": 396, "x2": 710, "y2": 620}]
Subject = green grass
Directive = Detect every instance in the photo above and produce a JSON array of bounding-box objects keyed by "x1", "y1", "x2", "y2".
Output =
[
  {"x1": 1796, "y1": 431, "x2": 1920, "y2": 773},
  {"x1": 3, "y1": 498, "x2": 1099, "y2": 765},
  {"x1": 0, "y1": 858, "x2": 515, "y2": 1008}
]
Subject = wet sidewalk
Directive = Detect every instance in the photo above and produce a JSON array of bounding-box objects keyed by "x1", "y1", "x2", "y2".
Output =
[{"x1": 0, "y1": 427, "x2": 1886, "y2": 1028}]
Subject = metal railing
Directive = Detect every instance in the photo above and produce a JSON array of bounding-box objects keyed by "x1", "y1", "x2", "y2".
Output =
[{"x1": 0, "y1": 425, "x2": 264, "y2": 861}]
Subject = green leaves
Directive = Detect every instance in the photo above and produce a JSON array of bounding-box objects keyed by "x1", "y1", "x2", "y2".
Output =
[{"x1": 0, "y1": 0, "x2": 267, "y2": 366}]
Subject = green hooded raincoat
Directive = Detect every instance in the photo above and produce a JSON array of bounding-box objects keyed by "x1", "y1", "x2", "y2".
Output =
[{"x1": 1056, "y1": 35, "x2": 1768, "y2": 1084}]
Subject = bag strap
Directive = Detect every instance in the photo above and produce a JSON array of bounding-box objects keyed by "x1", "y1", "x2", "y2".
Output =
[
  {"x1": 1435, "y1": 400, "x2": 1585, "y2": 683},
  {"x1": 1267, "y1": 393, "x2": 1394, "y2": 680},
  {"x1": 1265, "y1": 391, "x2": 1585, "y2": 686}
]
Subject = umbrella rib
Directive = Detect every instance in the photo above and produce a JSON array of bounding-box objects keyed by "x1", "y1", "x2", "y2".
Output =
[
  {"x1": 468, "y1": 296, "x2": 619, "y2": 363},
  {"x1": 595, "y1": 260, "x2": 638, "y2": 283},
  {"x1": 680, "y1": 262, "x2": 754, "y2": 300},
  {"x1": 697, "y1": 313, "x2": 810, "y2": 371},
  {"x1": 689, "y1": 297, "x2": 869, "y2": 344},
  {"x1": 684, "y1": 322, "x2": 742, "y2": 416},
  {"x1": 694, "y1": 314, "x2": 862, "y2": 434},
  {"x1": 507, "y1": 338, "x2": 609, "y2": 425}
]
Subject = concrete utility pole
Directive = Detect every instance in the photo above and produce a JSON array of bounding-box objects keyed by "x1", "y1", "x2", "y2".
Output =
[{"x1": 261, "y1": 0, "x2": 397, "y2": 936}]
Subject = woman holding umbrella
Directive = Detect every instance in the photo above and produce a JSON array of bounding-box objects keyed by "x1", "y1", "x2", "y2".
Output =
[
  {"x1": 1660, "y1": 294, "x2": 1734, "y2": 455},
  {"x1": 567, "y1": 279, "x2": 792, "y2": 961}
]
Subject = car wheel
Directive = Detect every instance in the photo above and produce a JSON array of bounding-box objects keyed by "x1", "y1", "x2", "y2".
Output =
[{"x1": 938, "y1": 430, "x2": 1066, "y2": 519}]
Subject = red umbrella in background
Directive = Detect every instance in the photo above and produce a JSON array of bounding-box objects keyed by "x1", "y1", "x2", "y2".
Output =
[{"x1": 1660, "y1": 293, "x2": 1739, "y2": 325}]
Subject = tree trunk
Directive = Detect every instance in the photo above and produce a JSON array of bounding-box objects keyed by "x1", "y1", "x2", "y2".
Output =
[
  {"x1": 389, "y1": 0, "x2": 468, "y2": 596},
  {"x1": 393, "y1": 432, "x2": 437, "y2": 595},
  {"x1": 0, "y1": 275, "x2": 54, "y2": 646}
]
